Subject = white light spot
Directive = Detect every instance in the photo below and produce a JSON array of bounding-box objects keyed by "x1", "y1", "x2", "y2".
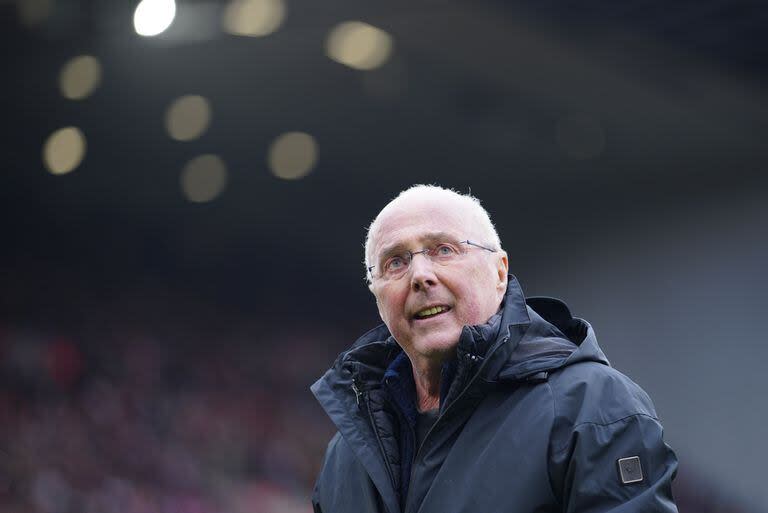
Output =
[
  {"x1": 268, "y1": 132, "x2": 318, "y2": 180},
  {"x1": 181, "y1": 154, "x2": 227, "y2": 203},
  {"x1": 133, "y1": 0, "x2": 176, "y2": 37},
  {"x1": 43, "y1": 127, "x2": 86, "y2": 175},
  {"x1": 165, "y1": 95, "x2": 211, "y2": 141},
  {"x1": 222, "y1": 0, "x2": 285, "y2": 37},
  {"x1": 326, "y1": 21, "x2": 393, "y2": 71},
  {"x1": 59, "y1": 55, "x2": 102, "y2": 100},
  {"x1": 555, "y1": 114, "x2": 606, "y2": 160}
]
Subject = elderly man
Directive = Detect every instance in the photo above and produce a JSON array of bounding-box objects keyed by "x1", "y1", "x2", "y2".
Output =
[{"x1": 311, "y1": 185, "x2": 678, "y2": 513}]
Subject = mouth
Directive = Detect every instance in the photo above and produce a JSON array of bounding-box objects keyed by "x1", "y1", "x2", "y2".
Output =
[{"x1": 413, "y1": 305, "x2": 452, "y2": 320}]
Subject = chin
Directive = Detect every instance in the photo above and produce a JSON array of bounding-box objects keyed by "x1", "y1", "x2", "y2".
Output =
[{"x1": 411, "y1": 329, "x2": 462, "y2": 358}]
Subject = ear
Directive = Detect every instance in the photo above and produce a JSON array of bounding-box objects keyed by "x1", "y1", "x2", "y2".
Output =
[{"x1": 496, "y1": 252, "x2": 509, "y2": 297}]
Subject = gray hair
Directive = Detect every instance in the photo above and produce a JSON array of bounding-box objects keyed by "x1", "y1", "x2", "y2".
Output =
[{"x1": 364, "y1": 185, "x2": 502, "y2": 281}]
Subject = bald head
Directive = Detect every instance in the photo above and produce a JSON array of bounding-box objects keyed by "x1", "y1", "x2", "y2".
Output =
[{"x1": 364, "y1": 185, "x2": 502, "y2": 281}]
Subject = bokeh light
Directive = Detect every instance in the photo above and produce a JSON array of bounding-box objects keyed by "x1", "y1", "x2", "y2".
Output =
[
  {"x1": 222, "y1": 0, "x2": 285, "y2": 37},
  {"x1": 268, "y1": 132, "x2": 318, "y2": 180},
  {"x1": 165, "y1": 95, "x2": 212, "y2": 141},
  {"x1": 59, "y1": 55, "x2": 102, "y2": 100},
  {"x1": 17, "y1": 0, "x2": 54, "y2": 27},
  {"x1": 134, "y1": 0, "x2": 176, "y2": 37},
  {"x1": 42, "y1": 127, "x2": 86, "y2": 175},
  {"x1": 555, "y1": 114, "x2": 606, "y2": 160},
  {"x1": 180, "y1": 154, "x2": 228, "y2": 203},
  {"x1": 325, "y1": 21, "x2": 393, "y2": 71}
]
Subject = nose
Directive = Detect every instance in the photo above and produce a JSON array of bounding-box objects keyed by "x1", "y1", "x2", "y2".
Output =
[{"x1": 409, "y1": 252, "x2": 438, "y2": 292}]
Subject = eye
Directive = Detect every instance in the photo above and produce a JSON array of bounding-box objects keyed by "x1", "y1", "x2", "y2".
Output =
[
  {"x1": 385, "y1": 256, "x2": 406, "y2": 272},
  {"x1": 434, "y1": 243, "x2": 458, "y2": 257}
]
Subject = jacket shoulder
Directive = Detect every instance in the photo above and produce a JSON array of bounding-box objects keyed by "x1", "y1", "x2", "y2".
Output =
[
  {"x1": 314, "y1": 432, "x2": 387, "y2": 513},
  {"x1": 318, "y1": 431, "x2": 353, "y2": 473},
  {"x1": 545, "y1": 362, "x2": 679, "y2": 511},
  {"x1": 548, "y1": 360, "x2": 658, "y2": 430},
  {"x1": 315, "y1": 431, "x2": 367, "y2": 488},
  {"x1": 313, "y1": 432, "x2": 352, "y2": 505}
]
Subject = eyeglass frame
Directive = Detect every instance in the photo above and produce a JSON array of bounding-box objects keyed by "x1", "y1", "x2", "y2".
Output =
[{"x1": 367, "y1": 239, "x2": 498, "y2": 281}]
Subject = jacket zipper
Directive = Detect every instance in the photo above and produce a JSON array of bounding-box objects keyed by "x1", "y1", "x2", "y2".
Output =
[
  {"x1": 404, "y1": 336, "x2": 510, "y2": 510},
  {"x1": 353, "y1": 379, "x2": 398, "y2": 492},
  {"x1": 351, "y1": 380, "x2": 362, "y2": 406}
]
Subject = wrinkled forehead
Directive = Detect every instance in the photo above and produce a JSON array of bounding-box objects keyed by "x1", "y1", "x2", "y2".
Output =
[{"x1": 370, "y1": 198, "x2": 478, "y2": 256}]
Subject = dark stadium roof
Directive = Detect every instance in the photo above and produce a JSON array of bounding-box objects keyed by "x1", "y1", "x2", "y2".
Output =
[{"x1": 2, "y1": 0, "x2": 766, "y2": 317}]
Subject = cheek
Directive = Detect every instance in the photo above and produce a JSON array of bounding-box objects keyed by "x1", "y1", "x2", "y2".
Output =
[
  {"x1": 453, "y1": 269, "x2": 498, "y2": 323},
  {"x1": 377, "y1": 288, "x2": 408, "y2": 325},
  {"x1": 451, "y1": 284, "x2": 483, "y2": 323}
]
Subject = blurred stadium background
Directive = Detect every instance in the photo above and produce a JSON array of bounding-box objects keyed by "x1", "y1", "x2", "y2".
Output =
[{"x1": 1, "y1": 0, "x2": 767, "y2": 511}]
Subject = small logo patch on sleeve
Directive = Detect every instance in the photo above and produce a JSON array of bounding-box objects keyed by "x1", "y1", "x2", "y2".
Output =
[{"x1": 617, "y1": 456, "x2": 644, "y2": 484}]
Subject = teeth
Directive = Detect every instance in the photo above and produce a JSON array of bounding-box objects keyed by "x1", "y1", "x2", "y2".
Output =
[{"x1": 417, "y1": 306, "x2": 446, "y2": 318}]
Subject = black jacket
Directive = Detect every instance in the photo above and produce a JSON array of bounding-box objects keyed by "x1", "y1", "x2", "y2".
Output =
[{"x1": 311, "y1": 276, "x2": 678, "y2": 513}]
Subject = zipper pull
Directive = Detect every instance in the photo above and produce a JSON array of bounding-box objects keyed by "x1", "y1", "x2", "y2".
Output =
[{"x1": 351, "y1": 380, "x2": 362, "y2": 407}]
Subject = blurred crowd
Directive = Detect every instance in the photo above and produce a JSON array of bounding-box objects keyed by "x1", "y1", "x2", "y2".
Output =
[
  {"x1": 0, "y1": 288, "x2": 343, "y2": 513},
  {"x1": 0, "y1": 292, "x2": 754, "y2": 513}
]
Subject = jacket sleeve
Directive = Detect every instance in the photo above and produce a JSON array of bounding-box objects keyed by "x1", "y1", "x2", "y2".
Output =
[{"x1": 550, "y1": 412, "x2": 679, "y2": 513}]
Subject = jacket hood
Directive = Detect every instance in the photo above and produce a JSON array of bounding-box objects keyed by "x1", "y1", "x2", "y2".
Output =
[{"x1": 496, "y1": 294, "x2": 610, "y2": 382}]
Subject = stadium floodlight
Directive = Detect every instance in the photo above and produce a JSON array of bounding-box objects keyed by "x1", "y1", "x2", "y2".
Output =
[{"x1": 134, "y1": 0, "x2": 177, "y2": 37}]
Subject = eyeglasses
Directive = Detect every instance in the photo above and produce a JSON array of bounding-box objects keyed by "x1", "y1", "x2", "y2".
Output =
[{"x1": 368, "y1": 239, "x2": 497, "y2": 281}]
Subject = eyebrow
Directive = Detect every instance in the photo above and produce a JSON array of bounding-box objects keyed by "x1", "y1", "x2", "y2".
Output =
[{"x1": 377, "y1": 231, "x2": 460, "y2": 262}]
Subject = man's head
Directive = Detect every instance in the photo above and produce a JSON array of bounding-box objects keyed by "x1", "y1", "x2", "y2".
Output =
[{"x1": 365, "y1": 185, "x2": 508, "y2": 365}]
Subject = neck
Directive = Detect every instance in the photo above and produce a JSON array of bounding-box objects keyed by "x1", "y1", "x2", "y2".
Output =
[{"x1": 411, "y1": 358, "x2": 443, "y2": 412}]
